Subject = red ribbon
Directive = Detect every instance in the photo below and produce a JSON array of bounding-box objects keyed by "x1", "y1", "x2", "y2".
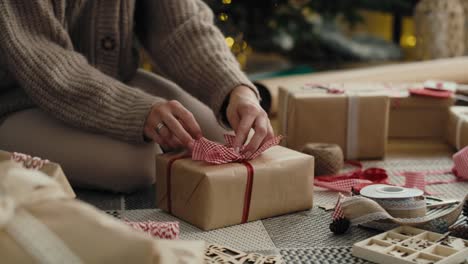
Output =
[
  {"x1": 315, "y1": 160, "x2": 462, "y2": 194},
  {"x1": 314, "y1": 161, "x2": 389, "y2": 193},
  {"x1": 166, "y1": 135, "x2": 282, "y2": 223}
]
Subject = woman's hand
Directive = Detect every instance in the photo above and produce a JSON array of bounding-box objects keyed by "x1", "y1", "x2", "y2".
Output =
[
  {"x1": 144, "y1": 100, "x2": 202, "y2": 151},
  {"x1": 226, "y1": 85, "x2": 274, "y2": 157}
]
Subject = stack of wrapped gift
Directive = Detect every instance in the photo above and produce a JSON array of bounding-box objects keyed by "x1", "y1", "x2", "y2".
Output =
[
  {"x1": 446, "y1": 106, "x2": 468, "y2": 150},
  {"x1": 278, "y1": 82, "x2": 456, "y2": 159},
  {"x1": 156, "y1": 137, "x2": 314, "y2": 231},
  {"x1": 278, "y1": 84, "x2": 390, "y2": 159}
]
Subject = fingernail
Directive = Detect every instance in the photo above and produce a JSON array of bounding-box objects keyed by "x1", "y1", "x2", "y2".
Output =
[
  {"x1": 244, "y1": 151, "x2": 252, "y2": 157},
  {"x1": 235, "y1": 147, "x2": 240, "y2": 153}
]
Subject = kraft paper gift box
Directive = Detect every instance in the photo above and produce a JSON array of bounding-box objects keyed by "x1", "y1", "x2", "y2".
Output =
[
  {"x1": 387, "y1": 87, "x2": 454, "y2": 139},
  {"x1": 298, "y1": 82, "x2": 454, "y2": 139},
  {"x1": 278, "y1": 85, "x2": 390, "y2": 159},
  {"x1": 155, "y1": 145, "x2": 314, "y2": 231},
  {"x1": 0, "y1": 150, "x2": 75, "y2": 197},
  {"x1": 343, "y1": 82, "x2": 455, "y2": 139},
  {"x1": 446, "y1": 106, "x2": 468, "y2": 150},
  {"x1": 0, "y1": 160, "x2": 205, "y2": 264}
]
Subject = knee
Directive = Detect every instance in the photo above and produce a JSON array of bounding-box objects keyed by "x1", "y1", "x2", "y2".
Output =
[{"x1": 106, "y1": 148, "x2": 156, "y2": 193}]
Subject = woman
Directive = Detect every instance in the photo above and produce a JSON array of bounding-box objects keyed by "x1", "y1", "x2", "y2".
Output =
[{"x1": 0, "y1": 0, "x2": 273, "y2": 192}]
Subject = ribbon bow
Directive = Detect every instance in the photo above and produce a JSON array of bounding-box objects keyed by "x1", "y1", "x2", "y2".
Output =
[{"x1": 192, "y1": 135, "x2": 282, "y2": 164}]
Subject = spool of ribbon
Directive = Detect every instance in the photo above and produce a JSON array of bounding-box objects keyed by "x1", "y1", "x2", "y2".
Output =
[
  {"x1": 359, "y1": 184, "x2": 427, "y2": 219},
  {"x1": 0, "y1": 161, "x2": 82, "y2": 264},
  {"x1": 301, "y1": 143, "x2": 344, "y2": 176},
  {"x1": 335, "y1": 192, "x2": 468, "y2": 230},
  {"x1": 165, "y1": 135, "x2": 282, "y2": 223}
]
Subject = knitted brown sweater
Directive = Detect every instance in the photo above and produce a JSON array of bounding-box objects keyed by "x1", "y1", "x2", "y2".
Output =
[{"x1": 0, "y1": 0, "x2": 255, "y2": 143}]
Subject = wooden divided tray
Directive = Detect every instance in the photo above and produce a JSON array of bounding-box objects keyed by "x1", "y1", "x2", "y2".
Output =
[{"x1": 352, "y1": 226, "x2": 468, "y2": 264}]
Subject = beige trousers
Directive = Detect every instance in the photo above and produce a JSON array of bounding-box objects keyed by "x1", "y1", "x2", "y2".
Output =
[{"x1": 0, "y1": 70, "x2": 228, "y2": 192}]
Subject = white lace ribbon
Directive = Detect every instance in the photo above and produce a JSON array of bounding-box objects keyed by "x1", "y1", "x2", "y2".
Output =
[{"x1": 0, "y1": 164, "x2": 83, "y2": 264}]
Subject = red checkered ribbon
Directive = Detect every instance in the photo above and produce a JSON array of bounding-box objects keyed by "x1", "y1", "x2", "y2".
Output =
[
  {"x1": 314, "y1": 162, "x2": 389, "y2": 193},
  {"x1": 192, "y1": 135, "x2": 282, "y2": 164},
  {"x1": 453, "y1": 146, "x2": 468, "y2": 180},
  {"x1": 125, "y1": 220, "x2": 179, "y2": 240},
  {"x1": 166, "y1": 135, "x2": 282, "y2": 224},
  {"x1": 332, "y1": 194, "x2": 346, "y2": 220}
]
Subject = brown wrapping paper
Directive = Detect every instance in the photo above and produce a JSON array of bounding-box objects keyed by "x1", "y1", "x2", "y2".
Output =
[
  {"x1": 257, "y1": 56, "x2": 468, "y2": 115},
  {"x1": 337, "y1": 82, "x2": 454, "y2": 138},
  {"x1": 0, "y1": 161, "x2": 205, "y2": 264},
  {"x1": 0, "y1": 150, "x2": 75, "y2": 198},
  {"x1": 446, "y1": 106, "x2": 468, "y2": 150},
  {"x1": 156, "y1": 146, "x2": 314, "y2": 231},
  {"x1": 389, "y1": 95, "x2": 454, "y2": 139},
  {"x1": 278, "y1": 85, "x2": 389, "y2": 159}
]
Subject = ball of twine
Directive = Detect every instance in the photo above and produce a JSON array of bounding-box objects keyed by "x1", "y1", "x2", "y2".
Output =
[{"x1": 301, "y1": 143, "x2": 344, "y2": 176}]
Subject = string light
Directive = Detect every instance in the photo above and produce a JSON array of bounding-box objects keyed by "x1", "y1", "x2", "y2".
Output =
[
  {"x1": 222, "y1": 0, "x2": 232, "y2": 4},
  {"x1": 225, "y1": 37, "x2": 235, "y2": 48},
  {"x1": 219, "y1": 13, "x2": 228, "y2": 21},
  {"x1": 401, "y1": 35, "x2": 416, "y2": 47}
]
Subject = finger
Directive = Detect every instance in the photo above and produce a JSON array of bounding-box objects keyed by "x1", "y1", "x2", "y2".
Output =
[
  {"x1": 166, "y1": 135, "x2": 184, "y2": 151},
  {"x1": 162, "y1": 114, "x2": 194, "y2": 147},
  {"x1": 244, "y1": 117, "x2": 268, "y2": 156},
  {"x1": 172, "y1": 105, "x2": 202, "y2": 139},
  {"x1": 145, "y1": 124, "x2": 164, "y2": 144},
  {"x1": 233, "y1": 114, "x2": 256, "y2": 149}
]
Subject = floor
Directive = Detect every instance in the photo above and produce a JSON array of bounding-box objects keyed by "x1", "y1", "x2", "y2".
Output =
[{"x1": 75, "y1": 140, "x2": 468, "y2": 263}]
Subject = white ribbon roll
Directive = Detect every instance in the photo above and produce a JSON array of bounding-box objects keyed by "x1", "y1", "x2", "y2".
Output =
[{"x1": 0, "y1": 162, "x2": 82, "y2": 264}]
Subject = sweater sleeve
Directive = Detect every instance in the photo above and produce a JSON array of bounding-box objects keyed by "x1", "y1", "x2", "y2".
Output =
[
  {"x1": 136, "y1": 0, "x2": 259, "y2": 121},
  {"x1": 0, "y1": 0, "x2": 165, "y2": 143}
]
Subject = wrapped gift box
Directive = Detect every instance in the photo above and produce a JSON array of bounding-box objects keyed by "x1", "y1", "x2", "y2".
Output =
[
  {"x1": 0, "y1": 160, "x2": 205, "y2": 264},
  {"x1": 278, "y1": 85, "x2": 390, "y2": 159},
  {"x1": 0, "y1": 150, "x2": 75, "y2": 197},
  {"x1": 156, "y1": 146, "x2": 314, "y2": 231},
  {"x1": 387, "y1": 85, "x2": 454, "y2": 139},
  {"x1": 344, "y1": 82, "x2": 454, "y2": 139},
  {"x1": 446, "y1": 106, "x2": 468, "y2": 150}
]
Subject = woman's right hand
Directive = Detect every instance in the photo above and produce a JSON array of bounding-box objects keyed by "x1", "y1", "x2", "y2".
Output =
[{"x1": 144, "y1": 100, "x2": 202, "y2": 151}]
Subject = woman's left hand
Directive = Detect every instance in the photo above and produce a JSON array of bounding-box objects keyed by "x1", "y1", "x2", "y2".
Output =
[{"x1": 226, "y1": 85, "x2": 274, "y2": 157}]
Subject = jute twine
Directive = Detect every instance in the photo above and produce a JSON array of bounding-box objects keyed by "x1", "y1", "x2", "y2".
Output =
[{"x1": 301, "y1": 143, "x2": 344, "y2": 176}]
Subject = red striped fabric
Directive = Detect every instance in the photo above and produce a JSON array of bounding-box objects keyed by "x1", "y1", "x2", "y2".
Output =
[{"x1": 125, "y1": 221, "x2": 179, "y2": 240}]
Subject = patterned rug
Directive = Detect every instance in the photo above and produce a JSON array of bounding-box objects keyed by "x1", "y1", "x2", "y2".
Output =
[{"x1": 75, "y1": 140, "x2": 468, "y2": 263}]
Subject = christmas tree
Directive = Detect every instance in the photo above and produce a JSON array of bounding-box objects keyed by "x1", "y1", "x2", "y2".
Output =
[{"x1": 205, "y1": 0, "x2": 417, "y2": 64}]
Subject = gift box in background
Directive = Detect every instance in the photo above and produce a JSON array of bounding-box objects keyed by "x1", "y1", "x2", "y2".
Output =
[
  {"x1": 278, "y1": 85, "x2": 390, "y2": 160},
  {"x1": 339, "y1": 82, "x2": 455, "y2": 139},
  {"x1": 0, "y1": 150, "x2": 75, "y2": 198},
  {"x1": 255, "y1": 57, "x2": 468, "y2": 115},
  {"x1": 388, "y1": 88, "x2": 454, "y2": 139},
  {"x1": 0, "y1": 160, "x2": 205, "y2": 264},
  {"x1": 155, "y1": 146, "x2": 314, "y2": 231},
  {"x1": 446, "y1": 106, "x2": 468, "y2": 150}
]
